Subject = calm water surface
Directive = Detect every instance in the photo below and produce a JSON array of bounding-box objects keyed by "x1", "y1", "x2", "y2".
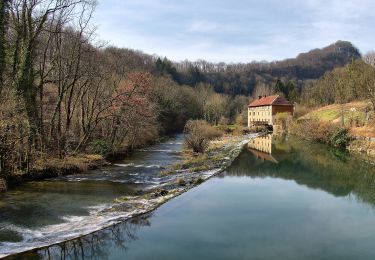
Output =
[{"x1": 7, "y1": 134, "x2": 375, "y2": 259}]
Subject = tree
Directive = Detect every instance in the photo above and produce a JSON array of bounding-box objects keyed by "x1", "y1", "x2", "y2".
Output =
[
  {"x1": 363, "y1": 52, "x2": 375, "y2": 67},
  {"x1": 0, "y1": 0, "x2": 9, "y2": 95},
  {"x1": 273, "y1": 79, "x2": 284, "y2": 95},
  {"x1": 204, "y1": 93, "x2": 229, "y2": 125},
  {"x1": 8, "y1": 0, "x2": 95, "y2": 148}
]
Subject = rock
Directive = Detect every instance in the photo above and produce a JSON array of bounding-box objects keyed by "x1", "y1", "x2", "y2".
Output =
[
  {"x1": 176, "y1": 178, "x2": 186, "y2": 186},
  {"x1": 0, "y1": 178, "x2": 7, "y2": 192},
  {"x1": 159, "y1": 189, "x2": 169, "y2": 196},
  {"x1": 153, "y1": 189, "x2": 169, "y2": 197},
  {"x1": 195, "y1": 177, "x2": 204, "y2": 185}
]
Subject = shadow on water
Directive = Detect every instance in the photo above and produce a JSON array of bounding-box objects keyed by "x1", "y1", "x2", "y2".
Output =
[{"x1": 227, "y1": 134, "x2": 375, "y2": 203}]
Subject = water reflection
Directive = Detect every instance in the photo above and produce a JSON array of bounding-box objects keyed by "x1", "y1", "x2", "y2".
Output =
[
  {"x1": 247, "y1": 134, "x2": 290, "y2": 163},
  {"x1": 230, "y1": 134, "x2": 375, "y2": 204},
  {"x1": 12, "y1": 214, "x2": 152, "y2": 260},
  {"x1": 10, "y1": 135, "x2": 375, "y2": 260}
]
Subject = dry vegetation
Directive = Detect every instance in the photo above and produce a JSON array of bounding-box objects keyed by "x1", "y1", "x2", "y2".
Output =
[
  {"x1": 289, "y1": 119, "x2": 350, "y2": 149},
  {"x1": 0, "y1": 1, "x2": 249, "y2": 179},
  {"x1": 184, "y1": 120, "x2": 223, "y2": 153},
  {"x1": 299, "y1": 101, "x2": 374, "y2": 137}
]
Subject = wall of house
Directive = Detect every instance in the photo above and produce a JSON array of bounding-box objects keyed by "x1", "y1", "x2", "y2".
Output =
[
  {"x1": 248, "y1": 105, "x2": 294, "y2": 127},
  {"x1": 272, "y1": 105, "x2": 294, "y2": 115},
  {"x1": 248, "y1": 105, "x2": 273, "y2": 126}
]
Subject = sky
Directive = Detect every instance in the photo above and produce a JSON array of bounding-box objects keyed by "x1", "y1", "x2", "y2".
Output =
[{"x1": 93, "y1": 0, "x2": 375, "y2": 63}]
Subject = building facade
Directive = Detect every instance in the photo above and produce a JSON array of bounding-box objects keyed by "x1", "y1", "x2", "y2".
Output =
[{"x1": 248, "y1": 95, "x2": 294, "y2": 127}]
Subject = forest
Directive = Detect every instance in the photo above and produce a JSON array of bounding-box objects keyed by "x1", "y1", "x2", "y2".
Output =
[{"x1": 0, "y1": 0, "x2": 373, "y2": 178}]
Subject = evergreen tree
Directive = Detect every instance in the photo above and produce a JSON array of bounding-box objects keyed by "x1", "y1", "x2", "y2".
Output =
[{"x1": 274, "y1": 79, "x2": 285, "y2": 95}]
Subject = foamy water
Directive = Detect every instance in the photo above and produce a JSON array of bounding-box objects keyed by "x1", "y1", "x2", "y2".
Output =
[{"x1": 0, "y1": 202, "x2": 147, "y2": 258}]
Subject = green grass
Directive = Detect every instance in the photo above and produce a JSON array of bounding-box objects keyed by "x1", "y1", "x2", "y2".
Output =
[
  {"x1": 302, "y1": 106, "x2": 366, "y2": 126},
  {"x1": 308, "y1": 108, "x2": 341, "y2": 121}
]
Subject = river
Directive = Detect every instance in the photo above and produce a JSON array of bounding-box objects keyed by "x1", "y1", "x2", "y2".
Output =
[
  {"x1": 0, "y1": 134, "x2": 184, "y2": 258},
  {"x1": 5, "y1": 134, "x2": 375, "y2": 259}
]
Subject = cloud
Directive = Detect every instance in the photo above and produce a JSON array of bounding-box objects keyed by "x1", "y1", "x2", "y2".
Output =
[
  {"x1": 93, "y1": 0, "x2": 375, "y2": 62},
  {"x1": 186, "y1": 20, "x2": 219, "y2": 33}
]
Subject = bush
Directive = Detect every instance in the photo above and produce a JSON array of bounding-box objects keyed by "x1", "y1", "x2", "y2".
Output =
[
  {"x1": 289, "y1": 119, "x2": 351, "y2": 149},
  {"x1": 88, "y1": 140, "x2": 113, "y2": 155},
  {"x1": 184, "y1": 120, "x2": 223, "y2": 153},
  {"x1": 293, "y1": 104, "x2": 311, "y2": 119},
  {"x1": 233, "y1": 126, "x2": 251, "y2": 136},
  {"x1": 275, "y1": 112, "x2": 293, "y2": 132},
  {"x1": 330, "y1": 128, "x2": 350, "y2": 149}
]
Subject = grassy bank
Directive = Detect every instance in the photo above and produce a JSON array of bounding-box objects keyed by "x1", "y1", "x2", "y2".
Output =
[{"x1": 290, "y1": 100, "x2": 375, "y2": 156}]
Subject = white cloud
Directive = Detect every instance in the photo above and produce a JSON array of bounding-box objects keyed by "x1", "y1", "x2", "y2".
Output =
[
  {"x1": 186, "y1": 20, "x2": 219, "y2": 33},
  {"x1": 93, "y1": 0, "x2": 375, "y2": 62}
]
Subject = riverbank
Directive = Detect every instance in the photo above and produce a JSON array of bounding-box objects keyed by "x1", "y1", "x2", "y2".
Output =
[
  {"x1": 0, "y1": 135, "x2": 174, "y2": 191},
  {"x1": 291, "y1": 100, "x2": 375, "y2": 158},
  {"x1": 106, "y1": 133, "x2": 260, "y2": 219},
  {"x1": 0, "y1": 133, "x2": 259, "y2": 258},
  {"x1": 1, "y1": 154, "x2": 109, "y2": 191}
]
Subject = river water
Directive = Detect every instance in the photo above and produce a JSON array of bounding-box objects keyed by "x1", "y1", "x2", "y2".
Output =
[
  {"x1": 0, "y1": 135, "x2": 184, "y2": 258},
  {"x1": 5, "y1": 134, "x2": 375, "y2": 259}
]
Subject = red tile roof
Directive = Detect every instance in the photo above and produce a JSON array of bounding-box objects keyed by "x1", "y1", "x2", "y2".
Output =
[{"x1": 248, "y1": 95, "x2": 293, "y2": 107}]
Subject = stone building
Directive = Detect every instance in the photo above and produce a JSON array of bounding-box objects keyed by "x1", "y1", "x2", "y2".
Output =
[{"x1": 248, "y1": 95, "x2": 294, "y2": 127}]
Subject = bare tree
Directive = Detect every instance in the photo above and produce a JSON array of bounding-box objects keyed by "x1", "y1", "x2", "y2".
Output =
[{"x1": 363, "y1": 51, "x2": 375, "y2": 67}]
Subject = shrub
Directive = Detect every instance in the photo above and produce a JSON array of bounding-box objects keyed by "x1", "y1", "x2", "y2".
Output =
[
  {"x1": 233, "y1": 126, "x2": 251, "y2": 136},
  {"x1": 216, "y1": 125, "x2": 234, "y2": 134},
  {"x1": 235, "y1": 111, "x2": 248, "y2": 126},
  {"x1": 275, "y1": 112, "x2": 293, "y2": 132},
  {"x1": 184, "y1": 120, "x2": 223, "y2": 153},
  {"x1": 289, "y1": 119, "x2": 351, "y2": 149},
  {"x1": 330, "y1": 128, "x2": 350, "y2": 149},
  {"x1": 293, "y1": 104, "x2": 311, "y2": 119},
  {"x1": 88, "y1": 140, "x2": 113, "y2": 155}
]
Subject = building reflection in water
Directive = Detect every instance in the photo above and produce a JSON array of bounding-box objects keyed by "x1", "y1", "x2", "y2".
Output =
[{"x1": 247, "y1": 134, "x2": 289, "y2": 164}]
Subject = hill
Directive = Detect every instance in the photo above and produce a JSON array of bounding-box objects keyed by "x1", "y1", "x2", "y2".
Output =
[
  {"x1": 174, "y1": 41, "x2": 361, "y2": 95},
  {"x1": 113, "y1": 41, "x2": 361, "y2": 96}
]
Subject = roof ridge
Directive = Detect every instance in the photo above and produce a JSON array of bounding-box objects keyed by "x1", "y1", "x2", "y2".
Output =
[
  {"x1": 270, "y1": 95, "x2": 279, "y2": 105},
  {"x1": 248, "y1": 94, "x2": 292, "y2": 107}
]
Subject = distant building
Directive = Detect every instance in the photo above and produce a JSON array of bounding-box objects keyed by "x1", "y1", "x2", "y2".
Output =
[{"x1": 248, "y1": 95, "x2": 294, "y2": 127}]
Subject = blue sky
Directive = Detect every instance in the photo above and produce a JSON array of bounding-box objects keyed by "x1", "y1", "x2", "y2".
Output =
[{"x1": 93, "y1": 0, "x2": 375, "y2": 62}]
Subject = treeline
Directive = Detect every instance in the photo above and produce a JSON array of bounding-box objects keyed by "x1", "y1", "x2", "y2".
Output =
[
  {"x1": 302, "y1": 56, "x2": 375, "y2": 109},
  {"x1": 0, "y1": 0, "x2": 248, "y2": 177},
  {"x1": 165, "y1": 41, "x2": 361, "y2": 96},
  {"x1": 72, "y1": 41, "x2": 361, "y2": 97}
]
